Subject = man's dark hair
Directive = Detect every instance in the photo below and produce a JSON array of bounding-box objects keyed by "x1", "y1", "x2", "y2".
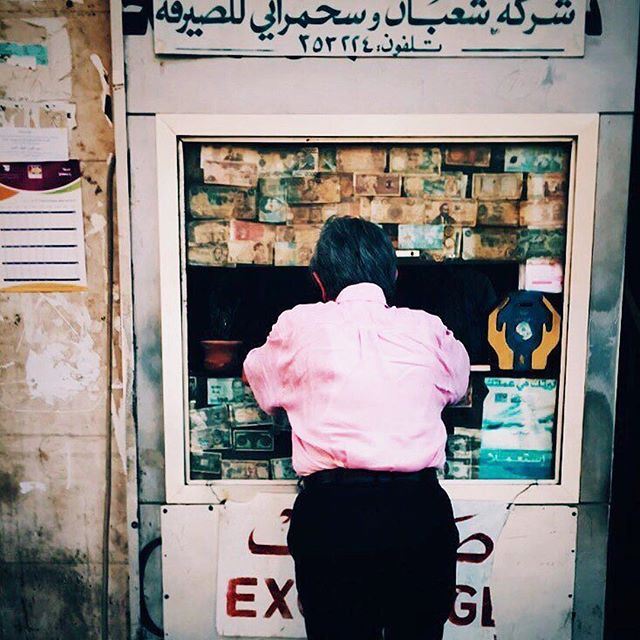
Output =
[{"x1": 309, "y1": 216, "x2": 397, "y2": 301}]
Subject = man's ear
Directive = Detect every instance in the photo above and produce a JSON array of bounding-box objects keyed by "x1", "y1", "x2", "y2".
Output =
[{"x1": 312, "y1": 271, "x2": 328, "y2": 302}]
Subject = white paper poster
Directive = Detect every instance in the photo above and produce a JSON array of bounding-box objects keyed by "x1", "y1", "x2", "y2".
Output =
[
  {"x1": 216, "y1": 493, "x2": 509, "y2": 638},
  {"x1": 0, "y1": 161, "x2": 87, "y2": 292},
  {"x1": 0, "y1": 127, "x2": 69, "y2": 162}
]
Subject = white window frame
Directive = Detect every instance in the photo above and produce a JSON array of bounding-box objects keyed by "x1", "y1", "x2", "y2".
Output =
[{"x1": 156, "y1": 113, "x2": 598, "y2": 505}]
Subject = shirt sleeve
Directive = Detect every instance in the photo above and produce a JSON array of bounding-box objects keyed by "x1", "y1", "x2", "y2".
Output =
[
  {"x1": 242, "y1": 311, "x2": 292, "y2": 415},
  {"x1": 435, "y1": 319, "x2": 471, "y2": 405}
]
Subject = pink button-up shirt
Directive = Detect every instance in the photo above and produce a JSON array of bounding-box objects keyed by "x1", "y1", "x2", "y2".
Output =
[{"x1": 243, "y1": 282, "x2": 470, "y2": 476}]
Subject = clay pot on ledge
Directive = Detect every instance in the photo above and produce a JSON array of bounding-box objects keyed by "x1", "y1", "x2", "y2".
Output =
[{"x1": 200, "y1": 339, "x2": 243, "y2": 373}]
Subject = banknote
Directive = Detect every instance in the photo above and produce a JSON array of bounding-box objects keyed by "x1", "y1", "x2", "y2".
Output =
[
  {"x1": 519, "y1": 198, "x2": 566, "y2": 229},
  {"x1": 275, "y1": 224, "x2": 322, "y2": 244},
  {"x1": 319, "y1": 147, "x2": 337, "y2": 172},
  {"x1": 476, "y1": 200, "x2": 520, "y2": 226},
  {"x1": 187, "y1": 242, "x2": 229, "y2": 266},
  {"x1": 258, "y1": 196, "x2": 290, "y2": 224},
  {"x1": 527, "y1": 173, "x2": 567, "y2": 199},
  {"x1": 232, "y1": 429, "x2": 275, "y2": 452},
  {"x1": 370, "y1": 197, "x2": 425, "y2": 224},
  {"x1": 258, "y1": 147, "x2": 319, "y2": 174},
  {"x1": 325, "y1": 200, "x2": 369, "y2": 220},
  {"x1": 191, "y1": 424, "x2": 232, "y2": 451},
  {"x1": 192, "y1": 404, "x2": 229, "y2": 427},
  {"x1": 229, "y1": 220, "x2": 276, "y2": 242},
  {"x1": 227, "y1": 239, "x2": 274, "y2": 265},
  {"x1": 339, "y1": 173, "x2": 355, "y2": 200},
  {"x1": 462, "y1": 228, "x2": 520, "y2": 260},
  {"x1": 287, "y1": 205, "x2": 325, "y2": 224},
  {"x1": 190, "y1": 451, "x2": 222, "y2": 475},
  {"x1": 207, "y1": 377, "x2": 246, "y2": 405},
  {"x1": 354, "y1": 173, "x2": 402, "y2": 196},
  {"x1": 203, "y1": 159, "x2": 259, "y2": 188},
  {"x1": 444, "y1": 145, "x2": 491, "y2": 167},
  {"x1": 389, "y1": 147, "x2": 442, "y2": 174},
  {"x1": 270, "y1": 456, "x2": 297, "y2": 480},
  {"x1": 188, "y1": 220, "x2": 229, "y2": 244},
  {"x1": 229, "y1": 402, "x2": 273, "y2": 427},
  {"x1": 336, "y1": 147, "x2": 387, "y2": 173},
  {"x1": 221, "y1": 459, "x2": 271, "y2": 480},
  {"x1": 422, "y1": 225, "x2": 463, "y2": 261},
  {"x1": 259, "y1": 176, "x2": 287, "y2": 198},
  {"x1": 189, "y1": 185, "x2": 256, "y2": 220},
  {"x1": 200, "y1": 146, "x2": 261, "y2": 167},
  {"x1": 472, "y1": 173, "x2": 523, "y2": 200},
  {"x1": 397, "y1": 224, "x2": 445, "y2": 250},
  {"x1": 445, "y1": 459, "x2": 473, "y2": 480},
  {"x1": 274, "y1": 242, "x2": 315, "y2": 266},
  {"x1": 504, "y1": 146, "x2": 568, "y2": 173},
  {"x1": 403, "y1": 173, "x2": 467, "y2": 199},
  {"x1": 424, "y1": 199, "x2": 477, "y2": 226},
  {"x1": 285, "y1": 175, "x2": 341, "y2": 204},
  {"x1": 517, "y1": 229, "x2": 566, "y2": 259}
]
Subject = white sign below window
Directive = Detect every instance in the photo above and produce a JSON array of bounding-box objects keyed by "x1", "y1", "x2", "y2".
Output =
[{"x1": 153, "y1": 0, "x2": 586, "y2": 58}]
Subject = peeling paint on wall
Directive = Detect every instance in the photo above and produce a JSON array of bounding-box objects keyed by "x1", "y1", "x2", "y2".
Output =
[{"x1": 0, "y1": 18, "x2": 72, "y2": 101}]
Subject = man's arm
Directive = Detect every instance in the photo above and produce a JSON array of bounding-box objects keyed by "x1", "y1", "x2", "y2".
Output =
[
  {"x1": 243, "y1": 312, "x2": 292, "y2": 414},
  {"x1": 437, "y1": 321, "x2": 471, "y2": 405}
]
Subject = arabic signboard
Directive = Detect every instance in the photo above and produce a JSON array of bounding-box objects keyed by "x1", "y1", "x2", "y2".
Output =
[
  {"x1": 215, "y1": 493, "x2": 510, "y2": 638},
  {"x1": 153, "y1": 0, "x2": 586, "y2": 58}
]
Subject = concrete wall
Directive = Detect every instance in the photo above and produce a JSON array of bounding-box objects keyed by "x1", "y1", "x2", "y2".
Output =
[
  {"x1": 0, "y1": 1, "x2": 129, "y2": 638},
  {"x1": 123, "y1": 2, "x2": 639, "y2": 638}
]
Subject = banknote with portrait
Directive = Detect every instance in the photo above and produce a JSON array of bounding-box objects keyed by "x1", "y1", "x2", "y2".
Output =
[{"x1": 424, "y1": 199, "x2": 477, "y2": 226}]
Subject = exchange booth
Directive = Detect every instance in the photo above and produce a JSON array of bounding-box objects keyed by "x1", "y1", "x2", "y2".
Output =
[{"x1": 155, "y1": 114, "x2": 598, "y2": 638}]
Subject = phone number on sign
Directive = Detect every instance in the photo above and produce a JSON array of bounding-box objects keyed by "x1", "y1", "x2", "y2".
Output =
[{"x1": 297, "y1": 33, "x2": 441, "y2": 56}]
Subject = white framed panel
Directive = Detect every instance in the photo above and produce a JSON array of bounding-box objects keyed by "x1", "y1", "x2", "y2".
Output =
[
  {"x1": 157, "y1": 114, "x2": 599, "y2": 504},
  {"x1": 161, "y1": 500, "x2": 577, "y2": 639}
]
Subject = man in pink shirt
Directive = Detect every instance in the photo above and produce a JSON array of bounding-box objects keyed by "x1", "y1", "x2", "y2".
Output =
[{"x1": 244, "y1": 216, "x2": 470, "y2": 640}]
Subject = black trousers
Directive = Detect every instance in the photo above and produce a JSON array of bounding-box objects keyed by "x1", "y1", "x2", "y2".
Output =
[{"x1": 287, "y1": 472, "x2": 459, "y2": 640}]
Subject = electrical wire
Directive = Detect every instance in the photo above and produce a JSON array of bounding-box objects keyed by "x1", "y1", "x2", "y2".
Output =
[{"x1": 101, "y1": 154, "x2": 116, "y2": 640}]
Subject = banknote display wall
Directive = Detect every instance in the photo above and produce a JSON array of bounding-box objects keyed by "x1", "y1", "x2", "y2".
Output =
[{"x1": 182, "y1": 141, "x2": 569, "y2": 482}]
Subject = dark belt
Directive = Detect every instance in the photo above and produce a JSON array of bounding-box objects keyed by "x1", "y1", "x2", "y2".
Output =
[{"x1": 300, "y1": 467, "x2": 438, "y2": 489}]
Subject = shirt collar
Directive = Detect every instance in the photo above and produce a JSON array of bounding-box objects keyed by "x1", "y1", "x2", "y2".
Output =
[{"x1": 336, "y1": 283, "x2": 387, "y2": 305}]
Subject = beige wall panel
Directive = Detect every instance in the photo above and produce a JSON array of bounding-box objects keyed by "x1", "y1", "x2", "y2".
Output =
[{"x1": 0, "y1": 434, "x2": 126, "y2": 566}]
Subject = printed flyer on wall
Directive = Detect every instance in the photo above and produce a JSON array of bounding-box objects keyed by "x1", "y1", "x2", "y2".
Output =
[
  {"x1": 479, "y1": 377, "x2": 557, "y2": 480},
  {"x1": 0, "y1": 161, "x2": 87, "y2": 292}
]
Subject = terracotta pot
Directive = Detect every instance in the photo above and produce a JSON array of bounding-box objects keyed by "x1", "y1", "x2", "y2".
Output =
[{"x1": 200, "y1": 340, "x2": 243, "y2": 373}]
